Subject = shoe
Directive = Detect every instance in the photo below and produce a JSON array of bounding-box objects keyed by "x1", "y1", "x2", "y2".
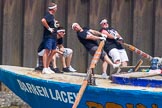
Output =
[
  {"x1": 35, "y1": 66, "x2": 43, "y2": 71},
  {"x1": 42, "y1": 68, "x2": 52, "y2": 74},
  {"x1": 62, "y1": 67, "x2": 71, "y2": 72},
  {"x1": 48, "y1": 67, "x2": 55, "y2": 73},
  {"x1": 101, "y1": 72, "x2": 109, "y2": 79},
  {"x1": 112, "y1": 63, "x2": 121, "y2": 69},
  {"x1": 68, "y1": 66, "x2": 77, "y2": 72},
  {"x1": 51, "y1": 68, "x2": 63, "y2": 73}
]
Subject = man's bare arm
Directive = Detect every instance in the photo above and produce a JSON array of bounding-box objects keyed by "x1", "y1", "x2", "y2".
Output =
[
  {"x1": 89, "y1": 29, "x2": 102, "y2": 36},
  {"x1": 41, "y1": 18, "x2": 54, "y2": 33}
]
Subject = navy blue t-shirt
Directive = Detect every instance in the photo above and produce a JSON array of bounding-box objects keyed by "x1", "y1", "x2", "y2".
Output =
[
  {"x1": 57, "y1": 38, "x2": 63, "y2": 45},
  {"x1": 77, "y1": 27, "x2": 98, "y2": 51},
  {"x1": 100, "y1": 27, "x2": 123, "y2": 52},
  {"x1": 43, "y1": 12, "x2": 57, "y2": 39}
]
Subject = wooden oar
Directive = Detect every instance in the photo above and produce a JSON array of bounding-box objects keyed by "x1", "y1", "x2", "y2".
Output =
[
  {"x1": 120, "y1": 42, "x2": 153, "y2": 61},
  {"x1": 72, "y1": 40, "x2": 105, "y2": 108},
  {"x1": 118, "y1": 41, "x2": 162, "y2": 77}
]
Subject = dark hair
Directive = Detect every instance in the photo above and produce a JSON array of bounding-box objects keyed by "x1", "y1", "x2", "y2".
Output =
[
  {"x1": 49, "y1": 2, "x2": 57, "y2": 7},
  {"x1": 57, "y1": 26, "x2": 64, "y2": 30}
]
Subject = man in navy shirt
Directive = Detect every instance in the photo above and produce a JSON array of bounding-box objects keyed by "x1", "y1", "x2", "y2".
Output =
[
  {"x1": 40, "y1": 2, "x2": 58, "y2": 74},
  {"x1": 52, "y1": 27, "x2": 77, "y2": 72},
  {"x1": 99, "y1": 19, "x2": 129, "y2": 67},
  {"x1": 35, "y1": 27, "x2": 76, "y2": 73},
  {"x1": 72, "y1": 23, "x2": 120, "y2": 78}
]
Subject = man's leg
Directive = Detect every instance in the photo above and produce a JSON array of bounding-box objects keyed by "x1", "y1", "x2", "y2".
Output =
[
  {"x1": 42, "y1": 49, "x2": 52, "y2": 74},
  {"x1": 51, "y1": 54, "x2": 63, "y2": 73},
  {"x1": 119, "y1": 49, "x2": 129, "y2": 66},
  {"x1": 61, "y1": 56, "x2": 67, "y2": 68},
  {"x1": 63, "y1": 48, "x2": 73, "y2": 67},
  {"x1": 42, "y1": 38, "x2": 57, "y2": 74},
  {"x1": 47, "y1": 49, "x2": 57, "y2": 68},
  {"x1": 101, "y1": 61, "x2": 109, "y2": 79},
  {"x1": 102, "y1": 61, "x2": 108, "y2": 73},
  {"x1": 43, "y1": 49, "x2": 50, "y2": 68},
  {"x1": 89, "y1": 46, "x2": 109, "y2": 78},
  {"x1": 109, "y1": 48, "x2": 121, "y2": 64},
  {"x1": 43, "y1": 49, "x2": 56, "y2": 74},
  {"x1": 66, "y1": 54, "x2": 72, "y2": 67},
  {"x1": 52, "y1": 54, "x2": 57, "y2": 68},
  {"x1": 62, "y1": 48, "x2": 76, "y2": 72}
]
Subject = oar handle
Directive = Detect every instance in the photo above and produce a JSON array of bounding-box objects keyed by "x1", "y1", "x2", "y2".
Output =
[
  {"x1": 90, "y1": 40, "x2": 105, "y2": 68},
  {"x1": 72, "y1": 40, "x2": 105, "y2": 108},
  {"x1": 121, "y1": 42, "x2": 152, "y2": 61}
]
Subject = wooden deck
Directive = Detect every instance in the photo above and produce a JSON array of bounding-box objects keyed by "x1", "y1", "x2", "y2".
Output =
[{"x1": 0, "y1": 65, "x2": 162, "y2": 92}]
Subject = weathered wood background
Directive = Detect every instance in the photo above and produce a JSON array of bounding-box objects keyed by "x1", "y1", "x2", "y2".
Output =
[{"x1": 0, "y1": 0, "x2": 162, "y2": 75}]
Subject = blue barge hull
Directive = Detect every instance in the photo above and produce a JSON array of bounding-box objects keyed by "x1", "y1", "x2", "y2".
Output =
[{"x1": 0, "y1": 65, "x2": 162, "y2": 108}]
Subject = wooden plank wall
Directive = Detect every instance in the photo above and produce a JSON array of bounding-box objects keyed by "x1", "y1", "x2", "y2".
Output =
[
  {"x1": 2, "y1": 0, "x2": 24, "y2": 66},
  {"x1": 133, "y1": 0, "x2": 154, "y2": 65},
  {"x1": 0, "y1": 0, "x2": 2, "y2": 89},
  {"x1": 0, "y1": 0, "x2": 162, "y2": 74},
  {"x1": 0, "y1": 0, "x2": 3, "y2": 65},
  {"x1": 154, "y1": 0, "x2": 162, "y2": 57},
  {"x1": 23, "y1": 0, "x2": 46, "y2": 67}
]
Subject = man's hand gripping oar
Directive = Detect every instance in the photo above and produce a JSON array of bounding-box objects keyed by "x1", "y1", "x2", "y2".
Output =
[{"x1": 72, "y1": 40, "x2": 105, "y2": 108}]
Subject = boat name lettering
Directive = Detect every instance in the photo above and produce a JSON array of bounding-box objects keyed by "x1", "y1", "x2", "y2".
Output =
[{"x1": 17, "y1": 79, "x2": 77, "y2": 104}]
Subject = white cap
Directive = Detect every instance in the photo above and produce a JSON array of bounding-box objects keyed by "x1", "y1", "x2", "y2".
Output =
[
  {"x1": 72, "y1": 23, "x2": 78, "y2": 30},
  {"x1": 100, "y1": 19, "x2": 108, "y2": 24}
]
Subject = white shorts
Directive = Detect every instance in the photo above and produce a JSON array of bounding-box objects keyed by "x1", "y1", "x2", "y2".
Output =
[
  {"x1": 38, "y1": 49, "x2": 45, "y2": 56},
  {"x1": 109, "y1": 48, "x2": 129, "y2": 63},
  {"x1": 38, "y1": 48, "x2": 73, "y2": 58},
  {"x1": 55, "y1": 48, "x2": 73, "y2": 58}
]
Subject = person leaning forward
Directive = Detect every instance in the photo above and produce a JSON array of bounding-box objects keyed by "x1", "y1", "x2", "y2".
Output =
[
  {"x1": 99, "y1": 19, "x2": 129, "y2": 67},
  {"x1": 72, "y1": 23, "x2": 120, "y2": 79}
]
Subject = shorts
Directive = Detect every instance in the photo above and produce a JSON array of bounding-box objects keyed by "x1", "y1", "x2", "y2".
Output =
[
  {"x1": 89, "y1": 46, "x2": 106, "y2": 61},
  {"x1": 56, "y1": 48, "x2": 73, "y2": 58},
  {"x1": 38, "y1": 49, "x2": 45, "y2": 56},
  {"x1": 109, "y1": 48, "x2": 129, "y2": 63},
  {"x1": 44, "y1": 38, "x2": 57, "y2": 50}
]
